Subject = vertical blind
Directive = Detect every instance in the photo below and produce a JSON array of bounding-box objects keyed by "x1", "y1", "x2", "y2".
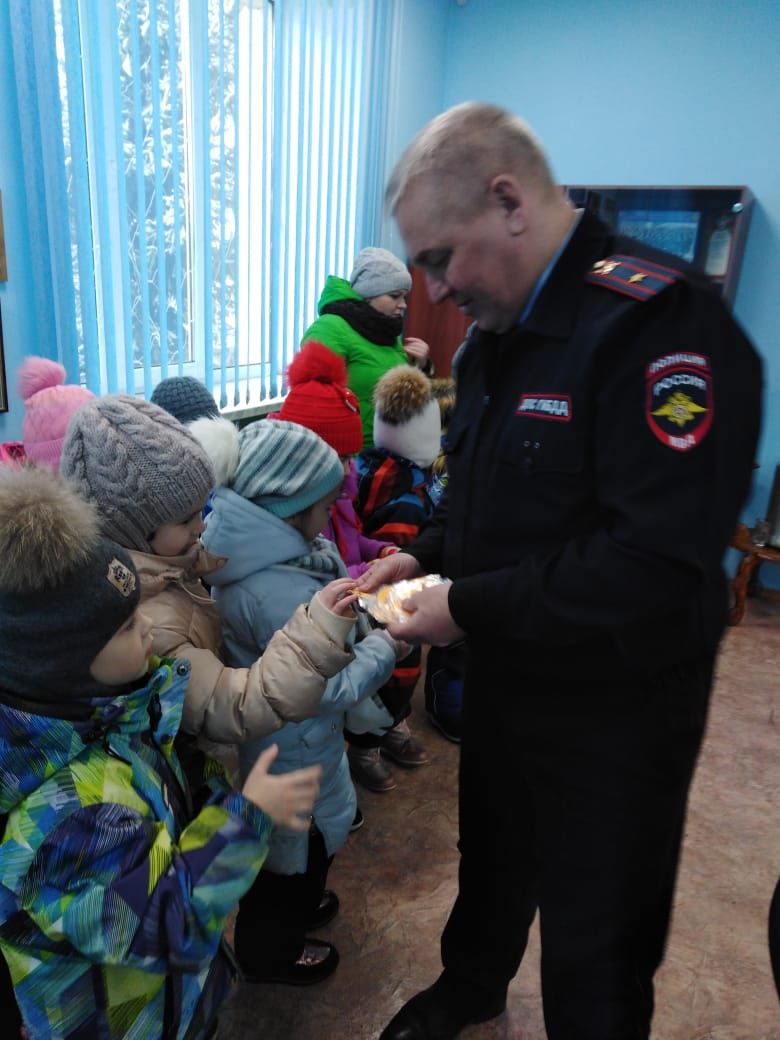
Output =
[{"x1": 10, "y1": 0, "x2": 392, "y2": 408}]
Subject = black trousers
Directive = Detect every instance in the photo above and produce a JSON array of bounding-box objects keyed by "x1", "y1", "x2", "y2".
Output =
[
  {"x1": 440, "y1": 652, "x2": 713, "y2": 1040},
  {"x1": 234, "y1": 825, "x2": 332, "y2": 973}
]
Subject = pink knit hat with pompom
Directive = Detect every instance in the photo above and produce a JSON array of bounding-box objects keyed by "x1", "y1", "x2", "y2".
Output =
[{"x1": 18, "y1": 357, "x2": 95, "y2": 472}]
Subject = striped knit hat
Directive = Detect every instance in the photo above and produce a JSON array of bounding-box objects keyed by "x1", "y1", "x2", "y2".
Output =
[
  {"x1": 60, "y1": 395, "x2": 215, "y2": 553},
  {"x1": 234, "y1": 420, "x2": 343, "y2": 517},
  {"x1": 193, "y1": 416, "x2": 343, "y2": 518}
]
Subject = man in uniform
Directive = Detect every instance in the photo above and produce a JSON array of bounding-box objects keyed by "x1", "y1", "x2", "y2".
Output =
[{"x1": 361, "y1": 102, "x2": 763, "y2": 1040}]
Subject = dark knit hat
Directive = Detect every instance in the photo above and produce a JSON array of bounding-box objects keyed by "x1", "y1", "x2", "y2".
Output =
[
  {"x1": 272, "y1": 342, "x2": 363, "y2": 455},
  {"x1": 350, "y1": 247, "x2": 412, "y2": 299},
  {"x1": 60, "y1": 395, "x2": 215, "y2": 553},
  {"x1": 0, "y1": 465, "x2": 140, "y2": 703},
  {"x1": 151, "y1": 376, "x2": 220, "y2": 424},
  {"x1": 373, "y1": 365, "x2": 441, "y2": 469}
]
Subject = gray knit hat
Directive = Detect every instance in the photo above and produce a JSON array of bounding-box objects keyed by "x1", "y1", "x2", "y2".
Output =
[
  {"x1": 60, "y1": 394, "x2": 215, "y2": 553},
  {"x1": 350, "y1": 247, "x2": 412, "y2": 299},
  {"x1": 151, "y1": 376, "x2": 220, "y2": 424},
  {"x1": 233, "y1": 419, "x2": 344, "y2": 518},
  {"x1": 0, "y1": 465, "x2": 141, "y2": 703}
]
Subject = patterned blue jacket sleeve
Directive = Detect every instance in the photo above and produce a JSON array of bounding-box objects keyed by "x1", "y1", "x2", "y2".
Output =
[{"x1": 17, "y1": 790, "x2": 269, "y2": 971}]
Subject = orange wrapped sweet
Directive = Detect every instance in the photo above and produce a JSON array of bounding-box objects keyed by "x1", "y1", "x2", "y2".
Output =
[{"x1": 358, "y1": 574, "x2": 450, "y2": 625}]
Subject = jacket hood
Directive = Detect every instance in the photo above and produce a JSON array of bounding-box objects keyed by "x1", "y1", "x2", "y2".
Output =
[
  {"x1": 0, "y1": 658, "x2": 185, "y2": 814},
  {"x1": 317, "y1": 275, "x2": 362, "y2": 314},
  {"x1": 202, "y1": 487, "x2": 312, "y2": 586},
  {"x1": 129, "y1": 543, "x2": 226, "y2": 601}
]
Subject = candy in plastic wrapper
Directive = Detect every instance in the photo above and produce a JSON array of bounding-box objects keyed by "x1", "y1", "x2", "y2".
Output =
[{"x1": 358, "y1": 574, "x2": 450, "y2": 625}]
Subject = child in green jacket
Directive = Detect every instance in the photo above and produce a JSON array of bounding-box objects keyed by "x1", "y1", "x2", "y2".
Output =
[{"x1": 0, "y1": 465, "x2": 331, "y2": 1040}]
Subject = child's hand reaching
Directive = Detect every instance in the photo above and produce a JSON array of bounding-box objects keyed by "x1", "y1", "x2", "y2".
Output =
[
  {"x1": 316, "y1": 576, "x2": 359, "y2": 616},
  {"x1": 242, "y1": 745, "x2": 322, "y2": 832}
]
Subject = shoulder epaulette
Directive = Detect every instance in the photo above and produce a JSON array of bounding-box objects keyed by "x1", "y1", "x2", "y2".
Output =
[{"x1": 585, "y1": 254, "x2": 682, "y2": 300}]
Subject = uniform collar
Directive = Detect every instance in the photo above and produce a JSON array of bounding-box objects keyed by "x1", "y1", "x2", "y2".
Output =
[{"x1": 518, "y1": 210, "x2": 612, "y2": 341}]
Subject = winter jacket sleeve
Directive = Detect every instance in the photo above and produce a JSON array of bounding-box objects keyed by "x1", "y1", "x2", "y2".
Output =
[
  {"x1": 316, "y1": 629, "x2": 397, "y2": 733},
  {"x1": 4, "y1": 779, "x2": 270, "y2": 972},
  {"x1": 148, "y1": 599, "x2": 355, "y2": 744}
]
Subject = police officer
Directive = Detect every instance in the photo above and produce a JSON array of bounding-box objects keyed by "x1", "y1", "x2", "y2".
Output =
[{"x1": 360, "y1": 102, "x2": 763, "y2": 1040}]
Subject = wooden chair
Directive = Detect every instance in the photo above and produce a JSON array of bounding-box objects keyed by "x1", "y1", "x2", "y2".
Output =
[{"x1": 729, "y1": 522, "x2": 780, "y2": 624}]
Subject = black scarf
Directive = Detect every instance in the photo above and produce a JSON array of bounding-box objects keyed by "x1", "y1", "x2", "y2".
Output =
[{"x1": 320, "y1": 298, "x2": 403, "y2": 345}]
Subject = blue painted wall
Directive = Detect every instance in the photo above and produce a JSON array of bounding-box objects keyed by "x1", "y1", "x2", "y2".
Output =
[
  {"x1": 434, "y1": 0, "x2": 780, "y2": 529},
  {"x1": 4, "y1": 0, "x2": 779, "y2": 543},
  {"x1": 0, "y1": 1, "x2": 39, "y2": 443},
  {"x1": 380, "y1": 0, "x2": 450, "y2": 256}
]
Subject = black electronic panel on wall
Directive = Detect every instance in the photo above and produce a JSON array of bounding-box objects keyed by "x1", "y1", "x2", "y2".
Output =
[{"x1": 565, "y1": 185, "x2": 753, "y2": 307}]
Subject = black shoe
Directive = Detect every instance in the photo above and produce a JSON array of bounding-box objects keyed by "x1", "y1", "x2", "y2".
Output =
[
  {"x1": 242, "y1": 938, "x2": 339, "y2": 986},
  {"x1": 350, "y1": 807, "x2": 365, "y2": 832},
  {"x1": 308, "y1": 889, "x2": 339, "y2": 930},
  {"x1": 379, "y1": 973, "x2": 505, "y2": 1040},
  {"x1": 427, "y1": 711, "x2": 462, "y2": 744}
]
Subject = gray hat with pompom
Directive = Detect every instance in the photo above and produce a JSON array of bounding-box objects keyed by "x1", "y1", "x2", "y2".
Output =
[{"x1": 60, "y1": 394, "x2": 215, "y2": 553}]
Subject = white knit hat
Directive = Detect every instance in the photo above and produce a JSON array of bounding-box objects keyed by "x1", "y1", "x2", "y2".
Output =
[{"x1": 372, "y1": 366, "x2": 441, "y2": 469}]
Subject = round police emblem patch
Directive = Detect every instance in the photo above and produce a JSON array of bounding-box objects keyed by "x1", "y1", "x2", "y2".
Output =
[{"x1": 645, "y1": 353, "x2": 713, "y2": 452}]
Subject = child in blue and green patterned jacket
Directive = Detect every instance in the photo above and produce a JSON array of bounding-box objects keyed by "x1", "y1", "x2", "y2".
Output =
[{"x1": 0, "y1": 465, "x2": 327, "y2": 1040}]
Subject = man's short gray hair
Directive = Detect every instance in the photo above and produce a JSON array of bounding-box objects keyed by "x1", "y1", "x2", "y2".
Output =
[{"x1": 386, "y1": 101, "x2": 557, "y2": 222}]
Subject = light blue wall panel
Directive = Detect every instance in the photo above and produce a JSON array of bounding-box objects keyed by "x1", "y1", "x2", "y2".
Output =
[
  {"x1": 0, "y1": 1, "x2": 39, "y2": 442},
  {"x1": 439, "y1": 0, "x2": 780, "y2": 532},
  {"x1": 380, "y1": 0, "x2": 450, "y2": 255}
]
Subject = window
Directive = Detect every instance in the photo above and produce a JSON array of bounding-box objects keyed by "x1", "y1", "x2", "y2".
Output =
[{"x1": 10, "y1": 0, "x2": 391, "y2": 410}]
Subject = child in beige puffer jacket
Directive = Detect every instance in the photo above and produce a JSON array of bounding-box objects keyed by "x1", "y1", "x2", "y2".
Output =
[{"x1": 60, "y1": 395, "x2": 358, "y2": 748}]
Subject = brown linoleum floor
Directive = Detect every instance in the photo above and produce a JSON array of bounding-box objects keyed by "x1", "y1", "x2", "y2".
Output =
[{"x1": 221, "y1": 599, "x2": 780, "y2": 1039}]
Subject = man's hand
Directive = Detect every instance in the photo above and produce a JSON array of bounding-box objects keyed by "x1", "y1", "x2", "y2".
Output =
[
  {"x1": 356, "y1": 552, "x2": 423, "y2": 592},
  {"x1": 387, "y1": 582, "x2": 464, "y2": 647}
]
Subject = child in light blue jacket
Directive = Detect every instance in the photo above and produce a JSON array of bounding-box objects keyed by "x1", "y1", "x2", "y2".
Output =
[{"x1": 194, "y1": 416, "x2": 403, "y2": 986}]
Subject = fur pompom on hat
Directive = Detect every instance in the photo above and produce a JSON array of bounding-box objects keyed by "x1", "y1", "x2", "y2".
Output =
[
  {"x1": 0, "y1": 465, "x2": 140, "y2": 702},
  {"x1": 60, "y1": 395, "x2": 215, "y2": 554},
  {"x1": 350, "y1": 247, "x2": 412, "y2": 300},
  {"x1": 373, "y1": 365, "x2": 441, "y2": 469},
  {"x1": 193, "y1": 416, "x2": 344, "y2": 519},
  {"x1": 17, "y1": 356, "x2": 94, "y2": 473},
  {"x1": 151, "y1": 375, "x2": 220, "y2": 424},
  {"x1": 271, "y1": 341, "x2": 363, "y2": 455}
]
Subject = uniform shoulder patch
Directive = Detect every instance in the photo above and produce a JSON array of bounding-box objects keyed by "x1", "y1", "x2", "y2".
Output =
[
  {"x1": 585, "y1": 254, "x2": 682, "y2": 300},
  {"x1": 645, "y1": 352, "x2": 713, "y2": 451}
]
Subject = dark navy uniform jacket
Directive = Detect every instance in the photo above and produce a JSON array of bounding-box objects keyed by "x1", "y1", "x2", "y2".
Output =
[{"x1": 407, "y1": 211, "x2": 762, "y2": 683}]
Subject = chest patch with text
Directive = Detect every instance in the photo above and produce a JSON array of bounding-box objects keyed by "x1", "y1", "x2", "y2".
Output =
[
  {"x1": 645, "y1": 353, "x2": 712, "y2": 451},
  {"x1": 516, "y1": 393, "x2": 572, "y2": 422}
]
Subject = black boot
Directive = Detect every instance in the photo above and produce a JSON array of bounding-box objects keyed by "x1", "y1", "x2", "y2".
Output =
[{"x1": 379, "y1": 971, "x2": 506, "y2": 1040}]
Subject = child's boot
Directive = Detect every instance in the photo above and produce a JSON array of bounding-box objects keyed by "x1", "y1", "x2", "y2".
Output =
[
  {"x1": 347, "y1": 745, "x2": 396, "y2": 792},
  {"x1": 379, "y1": 718, "x2": 429, "y2": 766}
]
